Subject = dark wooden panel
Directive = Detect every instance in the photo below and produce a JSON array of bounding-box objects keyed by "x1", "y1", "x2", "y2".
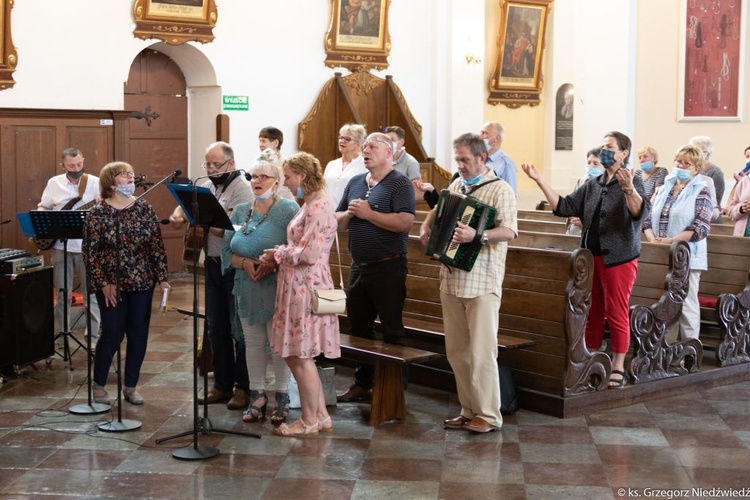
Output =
[{"x1": 67, "y1": 126, "x2": 111, "y2": 171}]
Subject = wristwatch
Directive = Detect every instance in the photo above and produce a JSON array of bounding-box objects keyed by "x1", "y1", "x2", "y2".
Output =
[{"x1": 480, "y1": 232, "x2": 489, "y2": 246}]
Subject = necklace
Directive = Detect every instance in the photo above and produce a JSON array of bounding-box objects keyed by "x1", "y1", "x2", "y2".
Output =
[
  {"x1": 365, "y1": 174, "x2": 378, "y2": 199},
  {"x1": 241, "y1": 200, "x2": 276, "y2": 235}
]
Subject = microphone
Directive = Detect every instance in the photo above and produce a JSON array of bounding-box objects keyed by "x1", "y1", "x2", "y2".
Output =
[
  {"x1": 170, "y1": 170, "x2": 182, "y2": 183},
  {"x1": 0, "y1": 219, "x2": 11, "y2": 225}
]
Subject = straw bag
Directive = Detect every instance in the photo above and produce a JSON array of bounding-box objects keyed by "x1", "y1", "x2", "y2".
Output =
[{"x1": 309, "y1": 232, "x2": 346, "y2": 315}]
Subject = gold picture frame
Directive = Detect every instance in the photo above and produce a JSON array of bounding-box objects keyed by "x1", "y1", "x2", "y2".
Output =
[
  {"x1": 324, "y1": 0, "x2": 391, "y2": 71},
  {"x1": 133, "y1": 0, "x2": 217, "y2": 46},
  {"x1": 488, "y1": 0, "x2": 552, "y2": 108},
  {"x1": 0, "y1": 0, "x2": 18, "y2": 90}
]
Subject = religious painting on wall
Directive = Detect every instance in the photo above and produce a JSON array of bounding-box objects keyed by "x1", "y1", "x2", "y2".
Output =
[
  {"x1": 488, "y1": 0, "x2": 552, "y2": 108},
  {"x1": 132, "y1": 0, "x2": 217, "y2": 45},
  {"x1": 679, "y1": 0, "x2": 744, "y2": 121},
  {"x1": 324, "y1": 0, "x2": 392, "y2": 71}
]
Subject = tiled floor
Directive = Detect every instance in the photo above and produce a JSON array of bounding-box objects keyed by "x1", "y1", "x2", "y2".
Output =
[{"x1": 1, "y1": 275, "x2": 750, "y2": 499}]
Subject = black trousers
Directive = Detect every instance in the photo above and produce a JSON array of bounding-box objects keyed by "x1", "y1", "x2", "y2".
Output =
[{"x1": 346, "y1": 255, "x2": 407, "y2": 389}]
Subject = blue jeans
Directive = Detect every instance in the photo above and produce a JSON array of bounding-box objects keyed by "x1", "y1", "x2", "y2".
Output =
[
  {"x1": 93, "y1": 288, "x2": 153, "y2": 389},
  {"x1": 204, "y1": 257, "x2": 249, "y2": 393},
  {"x1": 346, "y1": 255, "x2": 407, "y2": 389}
]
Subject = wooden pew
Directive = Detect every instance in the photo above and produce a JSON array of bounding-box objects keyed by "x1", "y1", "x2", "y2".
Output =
[
  {"x1": 517, "y1": 218, "x2": 568, "y2": 234},
  {"x1": 518, "y1": 209, "x2": 562, "y2": 222},
  {"x1": 511, "y1": 231, "x2": 699, "y2": 383},
  {"x1": 701, "y1": 234, "x2": 750, "y2": 366},
  {"x1": 332, "y1": 231, "x2": 601, "y2": 418}
]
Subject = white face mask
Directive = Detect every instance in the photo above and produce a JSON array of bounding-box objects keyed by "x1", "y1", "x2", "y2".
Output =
[
  {"x1": 483, "y1": 138, "x2": 492, "y2": 151},
  {"x1": 255, "y1": 185, "x2": 276, "y2": 202},
  {"x1": 114, "y1": 183, "x2": 135, "y2": 198}
]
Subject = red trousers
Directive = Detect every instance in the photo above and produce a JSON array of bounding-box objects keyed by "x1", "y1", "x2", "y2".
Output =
[{"x1": 584, "y1": 256, "x2": 638, "y2": 354}]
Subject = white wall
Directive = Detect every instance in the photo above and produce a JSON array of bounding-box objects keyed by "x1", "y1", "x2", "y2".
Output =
[
  {"x1": 0, "y1": 0, "x2": 477, "y2": 177},
  {"x1": 543, "y1": 0, "x2": 638, "y2": 193}
]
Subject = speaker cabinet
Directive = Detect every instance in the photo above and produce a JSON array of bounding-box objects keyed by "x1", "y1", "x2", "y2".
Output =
[{"x1": 0, "y1": 267, "x2": 54, "y2": 370}]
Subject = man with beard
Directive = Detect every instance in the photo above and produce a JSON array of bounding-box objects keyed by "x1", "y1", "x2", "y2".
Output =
[{"x1": 170, "y1": 141, "x2": 252, "y2": 410}]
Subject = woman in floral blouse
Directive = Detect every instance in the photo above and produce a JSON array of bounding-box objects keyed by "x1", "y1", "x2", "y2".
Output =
[{"x1": 83, "y1": 162, "x2": 170, "y2": 406}]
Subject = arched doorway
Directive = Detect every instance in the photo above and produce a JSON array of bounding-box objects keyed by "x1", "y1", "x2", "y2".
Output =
[{"x1": 124, "y1": 49, "x2": 188, "y2": 271}]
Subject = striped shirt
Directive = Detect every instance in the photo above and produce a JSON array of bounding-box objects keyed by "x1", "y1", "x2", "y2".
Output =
[{"x1": 336, "y1": 169, "x2": 415, "y2": 263}]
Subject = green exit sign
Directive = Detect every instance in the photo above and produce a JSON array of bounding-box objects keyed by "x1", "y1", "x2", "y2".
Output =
[{"x1": 223, "y1": 95, "x2": 249, "y2": 111}]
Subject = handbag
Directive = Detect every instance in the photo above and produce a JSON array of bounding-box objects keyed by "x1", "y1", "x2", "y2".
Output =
[
  {"x1": 310, "y1": 232, "x2": 347, "y2": 315},
  {"x1": 288, "y1": 365, "x2": 337, "y2": 408}
]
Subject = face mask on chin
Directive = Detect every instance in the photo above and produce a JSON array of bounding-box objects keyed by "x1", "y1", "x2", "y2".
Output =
[
  {"x1": 66, "y1": 169, "x2": 85, "y2": 181},
  {"x1": 210, "y1": 171, "x2": 231, "y2": 186},
  {"x1": 255, "y1": 185, "x2": 277, "y2": 202},
  {"x1": 114, "y1": 183, "x2": 135, "y2": 198}
]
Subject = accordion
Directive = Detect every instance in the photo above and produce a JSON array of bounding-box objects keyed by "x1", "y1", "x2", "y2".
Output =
[{"x1": 425, "y1": 189, "x2": 497, "y2": 271}]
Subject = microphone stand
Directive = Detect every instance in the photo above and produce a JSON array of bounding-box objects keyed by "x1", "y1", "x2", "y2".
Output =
[
  {"x1": 156, "y1": 170, "x2": 259, "y2": 462},
  {"x1": 68, "y1": 269, "x2": 109, "y2": 415},
  {"x1": 99, "y1": 169, "x2": 180, "y2": 430}
]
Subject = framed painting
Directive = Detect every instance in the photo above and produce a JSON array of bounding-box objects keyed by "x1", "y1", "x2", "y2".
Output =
[
  {"x1": 324, "y1": 0, "x2": 391, "y2": 71},
  {"x1": 133, "y1": 0, "x2": 217, "y2": 45},
  {"x1": 678, "y1": 0, "x2": 744, "y2": 121},
  {"x1": 0, "y1": 0, "x2": 17, "y2": 90},
  {"x1": 488, "y1": 0, "x2": 552, "y2": 108}
]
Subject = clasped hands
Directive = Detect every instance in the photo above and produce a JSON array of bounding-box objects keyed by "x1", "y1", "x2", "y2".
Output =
[{"x1": 232, "y1": 252, "x2": 277, "y2": 282}]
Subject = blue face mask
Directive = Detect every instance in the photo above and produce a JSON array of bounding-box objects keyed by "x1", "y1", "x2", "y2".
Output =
[
  {"x1": 640, "y1": 161, "x2": 654, "y2": 173},
  {"x1": 673, "y1": 167, "x2": 692, "y2": 182},
  {"x1": 599, "y1": 149, "x2": 617, "y2": 169},
  {"x1": 587, "y1": 167, "x2": 604, "y2": 179},
  {"x1": 460, "y1": 173, "x2": 483, "y2": 186},
  {"x1": 296, "y1": 186, "x2": 304, "y2": 198}
]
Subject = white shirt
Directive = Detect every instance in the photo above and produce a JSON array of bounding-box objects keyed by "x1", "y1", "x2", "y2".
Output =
[
  {"x1": 38, "y1": 173, "x2": 100, "y2": 253},
  {"x1": 324, "y1": 155, "x2": 367, "y2": 207}
]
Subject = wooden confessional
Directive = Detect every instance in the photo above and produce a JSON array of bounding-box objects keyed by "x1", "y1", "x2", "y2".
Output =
[{"x1": 297, "y1": 69, "x2": 451, "y2": 196}]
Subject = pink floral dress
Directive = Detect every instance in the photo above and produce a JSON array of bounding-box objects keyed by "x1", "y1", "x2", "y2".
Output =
[{"x1": 271, "y1": 197, "x2": 341, "y2": 359}]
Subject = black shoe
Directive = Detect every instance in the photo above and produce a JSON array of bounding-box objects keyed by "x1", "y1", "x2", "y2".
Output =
[{"x1": 337, "y1": 384, "x2": 372, "y2": 403}]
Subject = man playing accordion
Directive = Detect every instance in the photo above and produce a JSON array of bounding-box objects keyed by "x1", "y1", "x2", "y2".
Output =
[{"x1": 419, "y1": 133, "x2": 517, "y2": 433}]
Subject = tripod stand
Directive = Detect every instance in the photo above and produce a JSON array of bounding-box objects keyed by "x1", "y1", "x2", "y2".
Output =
[{"x1": 157, "y1": 182, "x2": 259, "y2": 461}]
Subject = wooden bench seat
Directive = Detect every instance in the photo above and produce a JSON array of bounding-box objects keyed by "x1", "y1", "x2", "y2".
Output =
[{"x1": 338, "y1": 333, "x2": 440, "y2": 425}]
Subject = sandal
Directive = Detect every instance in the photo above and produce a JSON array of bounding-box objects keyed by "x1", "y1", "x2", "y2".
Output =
[
  {"x1": 318, "y1": 416, "x2": 333, "y2": 432},
  {"x1": 608, "y1": 369, "x2": 628, "y2": 389},
  {"x1": 242, "y1": 390, "x2": 268, "y2": 422},
  {"x1": 273, "y1": 418, "x2": 319, "y2": 437},
  {"x1": 270, "y1": 392, "x2": 290, "y2": 426}
]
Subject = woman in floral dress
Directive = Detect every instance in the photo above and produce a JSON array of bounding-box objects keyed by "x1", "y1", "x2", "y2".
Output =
[{"x1": 264, "y1": 152, "x2": 341, "y2": 436}]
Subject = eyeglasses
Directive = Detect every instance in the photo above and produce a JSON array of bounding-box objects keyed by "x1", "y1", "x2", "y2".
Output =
[
  {"x1": 339, "y1": 136, "x2": 355, "y2": 143},
  {"x1": 250, "y1": 174, "x2": 273, "y2": 181},
  {"x1": 201, "y1": 159, "x2": 230, "y2": 171},
  {"x1": 674, "y1": 159, "x2": 694, "y2": 167},
  {"x1": 116, "y1": 171, "x2": 135, "y2": 178}
]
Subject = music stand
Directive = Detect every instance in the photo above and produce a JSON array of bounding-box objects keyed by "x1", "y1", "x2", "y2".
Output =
[
  {"x1": 18, "y1": 211, "x2": 91, "y2": 370},
  {"x1": 157, "y1": 183, "x2": 259, "y2": 461}
]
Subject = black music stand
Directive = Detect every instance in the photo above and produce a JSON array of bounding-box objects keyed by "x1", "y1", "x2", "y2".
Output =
[
  {"x1": 157, "y1": 183, "x2": 259, "y2": 461},
  {"x1": 21, "y1": 210, "x2": 91, "y2": 370}
]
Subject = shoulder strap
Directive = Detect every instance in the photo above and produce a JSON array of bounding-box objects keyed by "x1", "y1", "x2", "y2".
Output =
[
  {"x1": 77, "y1": 174, "x2": 89, "y2": 199},
  {"x1": 464, "y1": 177, "x2": 501, "y2": 196}
]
